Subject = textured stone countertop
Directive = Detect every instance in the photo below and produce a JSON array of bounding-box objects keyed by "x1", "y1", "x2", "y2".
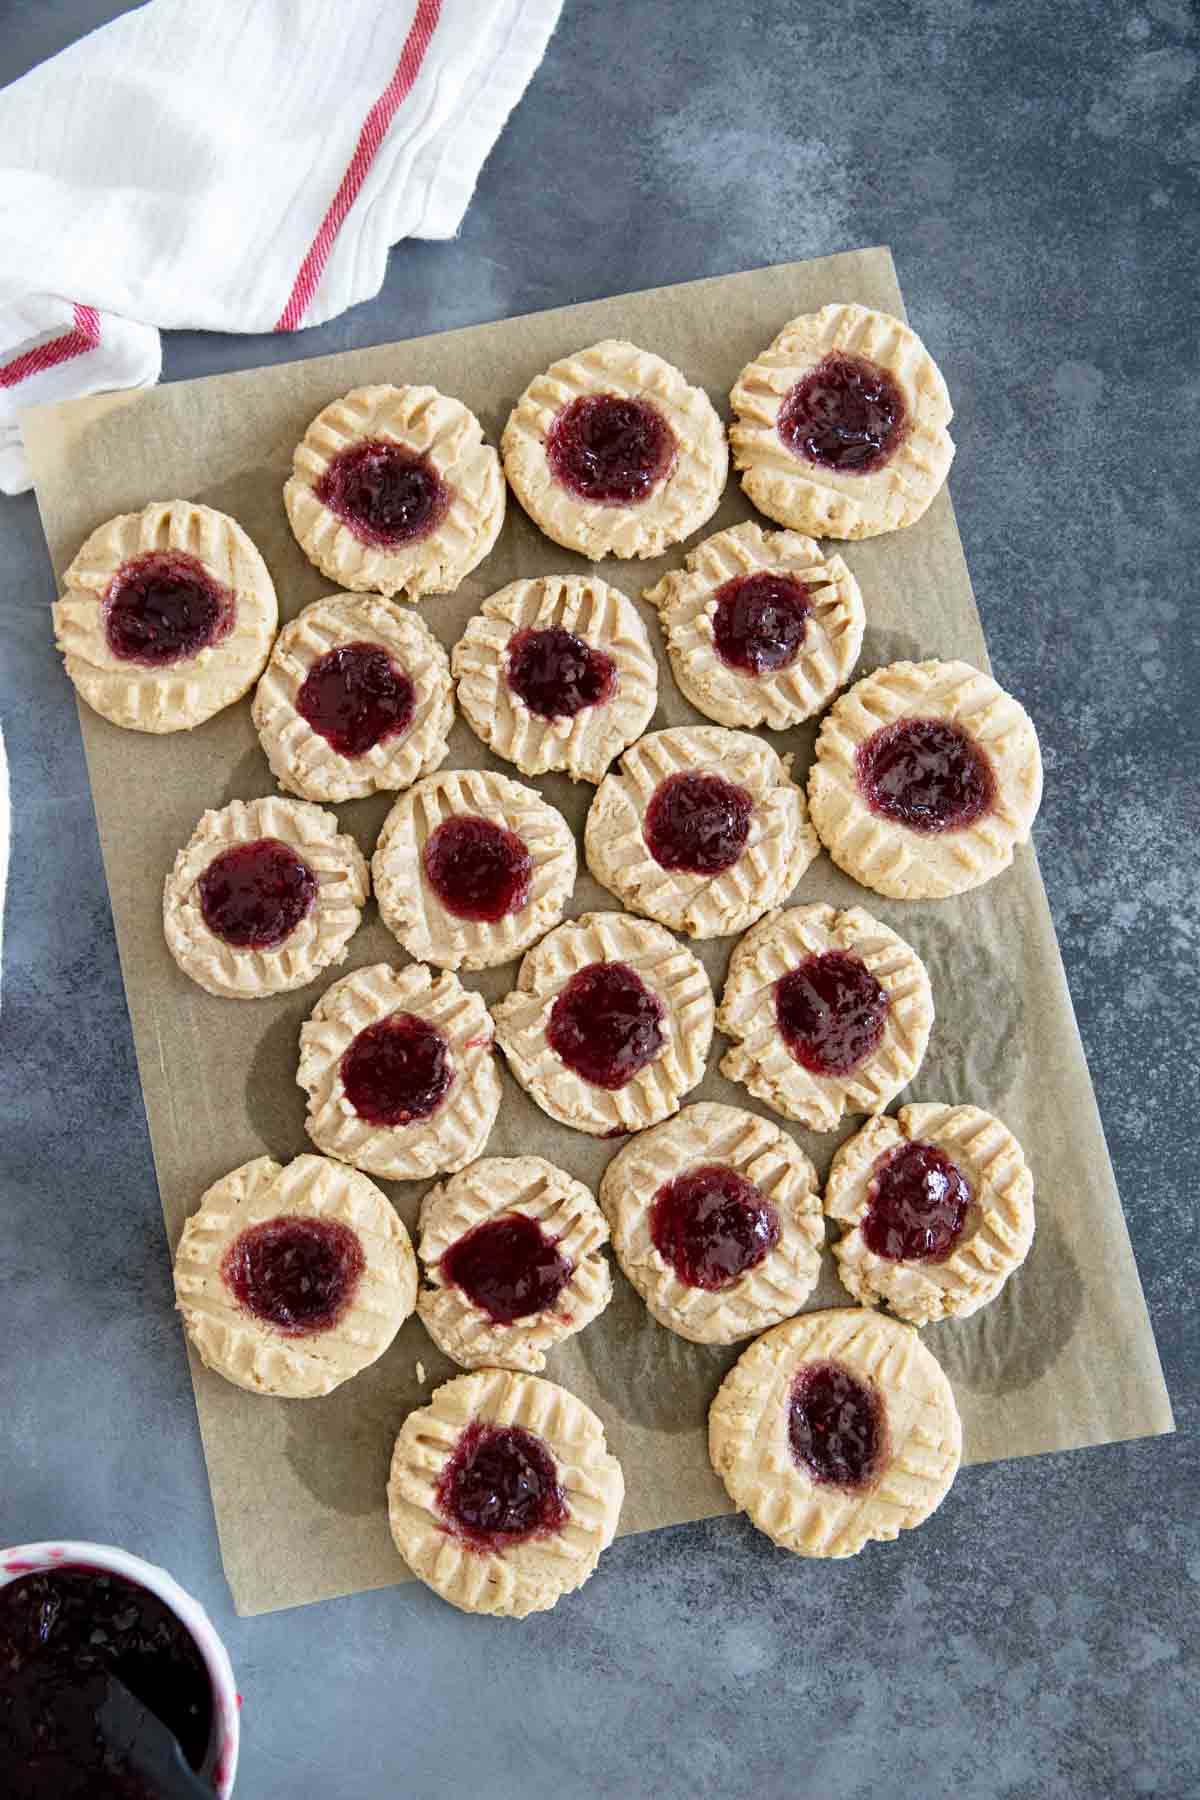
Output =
[{"x1": 1, "y1": 2, "x2": 1196, "y2": 1795}]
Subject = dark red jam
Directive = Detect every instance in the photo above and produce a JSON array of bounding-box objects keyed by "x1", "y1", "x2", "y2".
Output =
[
  {"x1": 222, "y1": 1214, "x2": 365, "y2": 1334},
  {"x1": 103, "y1": 551, "x2": 232, "y2": 667},
  {"x1": 546, "y1": 961, "x2": 665, "y2": 1090},
  {"x1": 505, "y1": 627, "x2": 616, "y2": 719},
  {"x1": 423, "y1": 816, "x2": 532, "y2": 923},
  {"x1": 437, "y1": 1423, "x2": 567, "y2": 1550},
  {"x1": 856, "y1": 717, "x2": 995, "y2": 833},
  {"x1": 643, "y1": 771, "x2": 753, "y2": 876},
  {"x1": 777, "y1": 352, "x2": 908, "y2": 473},
  {"x1": 545, "y1": 393, "x2": 676, "y2": 504},
  {"x1": 711, "y1": 571, "x2": 812, "y2": 675},
  {"x1": 340, "y1": 1012, "x2": 453, "y2": 1126},
  {"x1": 0, "y1": 1565, "x2": 215, "y2": 1800},
  {"x1": 314, "y1": 438, "x2": 449, "y2": 546},
  {"x1": 788, "y1": 1362, "x2": 886, "y2": 1489},
  {"x1": 198, "y1": 836, "x2": 317, "y2": 950},
  {"x1": 775, "y1": 951, "x2": 889, "y2": 1077},
  {"x1": 650, "y1": 1165, "x2": 780, "y2": 1290},
  {"x1": 862, "y1": 1141, "x2": 972, "y2": 1263},
  {"x1": 295, "y1": 641, "x2": 415, "y2": 759},
  {"x1": 442, "y1": 1213, "x2": 572, "y2": 1324}
]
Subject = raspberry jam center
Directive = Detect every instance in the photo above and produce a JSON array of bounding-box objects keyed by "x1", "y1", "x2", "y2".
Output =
[
  {"x1": 856, "y1": 717, "x2": 995, "y2": 833},
  {"x1": 775, "y1": 951, "x2": 889, "y2": 1077},
  {"x1": 315, "y1": 438, "x2": 449, "y2": 546},
  {"x1": 546, "y1": 961, "x2": 665, "y2": 1090},
  {"x1": 198, "y1": 836, "x2": 317, "y2": 950},
  {"x1": 0, "y1": 1565, "x2": 214, "y2": 1797},
  {"x1": 340, "y1": 1012, "x2": 453, "y2": 1126},
  {"x1": 863, "y1": 1141, "x2": 972, "y2": 1262},
  {"x1": 505, "y1": 626, "x2": 616, "y2": 720},
  {"x1": 777, "y1": 352, "x2": 908, "y2": 473},
  {"x1": 442, "y1": 1213, "x2": 573, "y2": 1324},
  {"x1": 295, "y1": 640, "x2": 416, "y2": 759},
  {"x1": 546, "y1": 393, "x2": 676, "y2": 505},
  {"x1": 423, "y1": 816, "x2": 532, "y2": 923},
  {"x1": 788, "y1": 1361, "x2": 886, "y2": 1489},
  {"x1": 643, "y1": 771, "x2": 753, "y2": 875},
  {"x1": 437, "y1": 1422, "x2": 567, "y2": 1549},
  {"x1": 222, "y1": 1214, "x2": 365, "y2": 1335},
  {"x1": 650, "y1": 1165, "x2": 780, "y2": 1291},
  {"x1": 104, "y1": 550, "x2": 233, "y2": 667},
  {"x1": 712, "y1": 571, "x2": 812, "y2": 675}
]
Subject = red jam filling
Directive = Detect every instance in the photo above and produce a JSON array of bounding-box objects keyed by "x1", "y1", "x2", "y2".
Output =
[
  {"x1": 423, "y1": 816, "x2": 532, "y2": 923},
  {"x1": 711, "y1": 571, "x2": 812, "y2": 675},
  {"x1": 340, "y1": 1012, "x2": 453, "y2": 1126},
  {"x1": 437, "y1": 1422, "x2": 567, "y2": 1549},
  {"x1": 788, "y1": 1361, "x2": 886, "y2": 1489},
  {"x1": 545, "y1": 393, "x2": 676, "y2": 505},
  {"x1": 505, "y1": 626, "x2": 616, "y2": 719},
  {"x1": 198, "y1": 837, "x2": 317, "y2": 950},
  {"x1": 442, "y1": 1213, "x2": 572, "y2": 1324},
  {"x1": 650, "y1": 1165, "x2": 780, "y2": 1291},
  {"x1": 777, "y1": 352, "x2": 908, "y2": 473},
  {"x1": 546, "y1": 961, "x2": 665, "y2": 1090},
  {"x1": 222, "y1": 1214, "x2": 365, "y2": 1335},
  {"x1": 314, "y1": 438, "x2": 449, "y2": 547},
  {"x1": 103, "y1": 550, "x2": 232, "y2": 667},
  {"x1": 295, "y1": 641, "x2": 415, "y2": 759},
  {"x1": 643, "y1": 771, "x2": 753, "y2": 876},
  {"x1": 862, "y1": 1141, "x2": 972, "y2": 1262},
  {"x1": 0, "y1": 1565, "x2": 214, "y2": 1799},
  {"x1": 775, "y1": 951, "x2": 889, "y2": 1077},
  {"x1": 856, "y1": 717, "x2": 995, "y2": 833}
]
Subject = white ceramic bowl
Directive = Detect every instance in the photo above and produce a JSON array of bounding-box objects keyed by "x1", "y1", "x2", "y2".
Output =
[{"x1": 0, "y1": 1540, "x2": 239, "y2": 1795}]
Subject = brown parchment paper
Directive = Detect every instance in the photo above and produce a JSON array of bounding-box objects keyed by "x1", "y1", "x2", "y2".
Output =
[{"x1": 23, "y1": 249, "x2": 1173, "y2": 1617}]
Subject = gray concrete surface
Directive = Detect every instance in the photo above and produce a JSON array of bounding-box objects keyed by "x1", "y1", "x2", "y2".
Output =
[{"x1": 1, "y1": 1, "x2": 1197, "y2": 1795}]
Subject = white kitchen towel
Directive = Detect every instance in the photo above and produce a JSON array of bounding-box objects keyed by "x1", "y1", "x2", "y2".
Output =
[{"x1": 0, "y1": 0, "x2": 562, "y2": 493}]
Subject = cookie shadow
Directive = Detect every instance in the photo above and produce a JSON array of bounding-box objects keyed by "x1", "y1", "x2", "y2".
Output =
[
  {"x1": 245, "y1": 995, "x2": 313, "y2": 1155},
  {"x1": 901, "y1": 909, "x2": 1026, "y2": 1109},
  {"x1": 282, "y1": 1323, "x2": 452, "y2": 1516},
  {"x1": 572, "y1": 1269, "x2": 741, "y2": 1433},
  {"x1": 925, "y1": 1208, "x2": 1083, "y2": 1396},
  {"x1": 219, "y1": 742, "x2": 274, "y2": 808},
  {"x1": 858, "y1": 624, "x2": 925, "y2": 673}
]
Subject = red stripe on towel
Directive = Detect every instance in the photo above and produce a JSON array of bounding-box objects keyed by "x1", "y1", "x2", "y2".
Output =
[
  {"x1": 0, "y1": 305, "x2": 102, "y2": 389},
  {"x1": 274, "y1": 0, "x2": 443, "y2": 332}
]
